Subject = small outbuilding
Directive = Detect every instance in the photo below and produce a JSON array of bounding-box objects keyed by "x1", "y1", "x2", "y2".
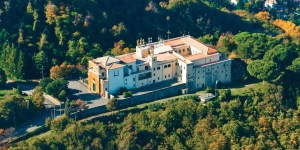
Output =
[{"x1": 199, "y1": 93, "x2": 215, "y2": 102}]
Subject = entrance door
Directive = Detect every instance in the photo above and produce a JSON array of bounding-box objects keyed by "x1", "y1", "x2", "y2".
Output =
[{"x1": 93, "y1": 83, "x2": 96, "y2": 92}]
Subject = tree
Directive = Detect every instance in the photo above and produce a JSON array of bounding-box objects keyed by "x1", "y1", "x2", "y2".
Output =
[
  {"x1": 216, "y1": 33, "x2": 235, "y2": 56},
  {"x1": 106, "y1": 98, "x2": 119, "y2": 114},
  {"x1": 58, "y1": 90, "x2": 67, "y2": 102},
  {"x1": 0, "y1": 68, "x2": 6, "y2": 89},
  {"x1": 247, "y1": 60, "x2": 279, "y2": 82},
  {"x1": 255, "y1": 11, "x2": 270, "y2": 20},
  {"x1": 263, "y1": 45, "x2": 290, "y2": 69},
  {"x1": 32, "y1": 86, "x2": 45, "y2": 109},
  {"x1": 15, "y1": 86, "x2": 22, "y2": 95},
  {"x1": 46, "y1": 78, "x2": 68, "y2": 98},
  {"x1": 69, "y1": 99, "x2": 88, "y2": 121},
  {"x1": 39, "y1": 77, "x2": 53, "y2": 91}
]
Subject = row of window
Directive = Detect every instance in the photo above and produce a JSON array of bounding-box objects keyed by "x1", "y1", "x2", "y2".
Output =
[{"x1": 174, "y1": 48, "x2": 189, "y2": 53}]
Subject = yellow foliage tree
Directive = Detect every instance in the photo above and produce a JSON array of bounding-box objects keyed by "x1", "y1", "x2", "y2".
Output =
[
  {"x1": 273, "y1": 19, "x2": 300, "y2": 37},
  {"x1": 255, "y1": 11, "x2": 270, "y2": 20},
  {"x1": 45, "y1": 1, "x2": 58, "y2": 25}
]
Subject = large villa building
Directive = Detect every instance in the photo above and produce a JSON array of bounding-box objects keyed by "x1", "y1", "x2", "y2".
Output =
[{"x1": 88, "y1": 35, "x2": 231, "y2": 97}]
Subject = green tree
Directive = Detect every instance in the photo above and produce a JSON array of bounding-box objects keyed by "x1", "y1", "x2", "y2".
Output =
[
  {"x1": 39, "y1": 77, "x2": 53, "y2": 91},
  {"x1": 46, "y1": 78, "x2": 68, "y2": 98},
  {"x1": 247, "y1": 60, "x2": 279, "y2": 82},
  {"x1": 15, "y1": 86, "x2": 22, "y2": 95},
  {"x1": 32, "y1": 86, "x2": 45, "y2": 109},
  {"x1": 0, "y1": 68, "x2": 6, "y2": 89},
  {"x1": 106, "y1": 98, "x2": 119, "y2": 114},
  {"x1": 263, "y1": 45, "x2": 290, "y2": 69},
  {"x1": 58, "y1": 90, "x2": 67, "y2": 102}
]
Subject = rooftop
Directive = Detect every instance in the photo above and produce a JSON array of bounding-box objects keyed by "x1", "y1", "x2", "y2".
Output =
[
  {"x1": 108, "y1": 63, "x2": 124, "y2": 70},
  {"x1": 117, "y1": 53, "x2": 136, "y2": 63},
  {"x1": 157, "y1": 53, "x2": 176, "y2": 61}
]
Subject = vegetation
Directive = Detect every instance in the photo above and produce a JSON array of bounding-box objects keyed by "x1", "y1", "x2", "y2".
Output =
[
  {"x1": 31, "y1": 86, "x2": 45, "y2": 109},
  {"x1": 0, "y1": 68, "x2": 6, "y2": 89},
  {"x1": 10, "y1": 86, "x2": 300, "y2": 149},
  {"x1": 2, "y1": 0, "x2": 300, "y2": 149}
]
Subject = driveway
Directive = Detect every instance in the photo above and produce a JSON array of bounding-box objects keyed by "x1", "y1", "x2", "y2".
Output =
[{"x1": 68, "y1": 80, "x2": 109, "y2": 109}]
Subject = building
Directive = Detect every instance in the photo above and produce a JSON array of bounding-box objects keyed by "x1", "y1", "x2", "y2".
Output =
[
  {"x1": 88, "y1": 35, "x2": 231, "y2": 97},
  {"x1": 265, "y1": 0, "x2": 277, "y2": 9}
]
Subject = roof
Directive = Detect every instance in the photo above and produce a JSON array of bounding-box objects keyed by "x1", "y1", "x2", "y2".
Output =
[
  {"x1": 207, "y1": 48, "x2": 218, "y2": 55},
  {"x1": 164, "y1": 38, "x2": 185, "y2": 47},
  {"x1": 117, "y1": 54, "x2": 136, "y2": 63},
  {"x1": 157, "y1": 53, "x2": 176, "y2": 61},
  {"x1": 154, "y1": 45, "x2": 173, "y2": 54},
  {"x1": 181, "y1": 37, "x2": 209, "y2": 54},
  {"x1": 108, "y1": 63, "x2": 124, "y2": 70},
  {"x1": 95, "y1": 56, "x2": 120, "y2": 66},
  {"x1": 185, "y1": 53, "x2": 209, "y2": 61}
]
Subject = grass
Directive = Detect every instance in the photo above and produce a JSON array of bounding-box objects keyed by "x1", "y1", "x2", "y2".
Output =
[{"x1": 0, "y1": 89, "x2": 17, "y2": 100}]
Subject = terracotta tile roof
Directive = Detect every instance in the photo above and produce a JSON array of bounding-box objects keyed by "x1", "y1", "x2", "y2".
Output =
[
  {"x1": 157, "y1": 53, "x2": 176, "y2": 61},
  {"x1": 108, "y1": 63, "x2": 124, "y2": 70},
  {"x1": 163, "y1": 38, "x2": 185, "y2": 46},
  {"x1": 117, "y1": 54, "x2": 136, "y2": 63},
  {"x1": 207, "y1": 48, "x2": 218, "y2": 55}
]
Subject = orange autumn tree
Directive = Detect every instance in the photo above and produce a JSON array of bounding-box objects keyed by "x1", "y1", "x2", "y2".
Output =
[
  {"x1": 273, "y1": 19, "x2": 300, "y2": 37},
  {"x1": 255, "y1": 11, "x2": 270, "y2": 20},
  {"x1": 50, "y1": 64, "x2": 83, "y2": 79}
]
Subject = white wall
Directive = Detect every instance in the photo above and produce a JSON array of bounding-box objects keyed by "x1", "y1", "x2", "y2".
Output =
[
  {"x1": 108, "y1": 67, "x2": 125, "y2": 94},
  {"x1": 124, "y1": 75, "x2": 136, "y2": 90}
]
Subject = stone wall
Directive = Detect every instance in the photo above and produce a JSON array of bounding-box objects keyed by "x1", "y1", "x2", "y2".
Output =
[
  {"x1": 80, "y1": 83, "x2": 186, "y2": 118},
  {"x1": 118, "y1": 83, "x2": 186, "y2": 108}
]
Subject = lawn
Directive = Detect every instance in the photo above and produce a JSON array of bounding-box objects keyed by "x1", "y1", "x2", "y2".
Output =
[{"x1": 0, "y1": 89, "x2": 17, "y2": 100}]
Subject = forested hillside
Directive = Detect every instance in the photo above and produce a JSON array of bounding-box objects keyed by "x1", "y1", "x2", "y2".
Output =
[
  {"x1": 11, "y1": 90, "x2": 300, "y2": 149},
  {"x1": 0, "y1": 0, "x2": 256, "y2": 79}
]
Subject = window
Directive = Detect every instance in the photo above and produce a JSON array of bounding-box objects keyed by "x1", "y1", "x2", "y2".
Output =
[
  {"x1": 179, "y1": 50, "x2": 181, "y2": 53},
  {"x1": 126, "y1": 83, "x2": 127, "y2": 85},
  {"x1": 133, "y1": 78, "x2": 135, "y2": 81},
  {"x1": 153, "y1": 59, "x2": 156, "y2": 61},
  {"x1": 168, "y1": 74, "x2": 170, "y2": 77},
  {"x1": 198, "y1": 71, "x2": 199, "y2": 73},
  {"x1": 105, "y1": 88, "x2": 107, "y2": 90},
  {"x1": 126, "y1": 79, "x2": 127, "y2": 81},
  {"x1": 114, "y1": 70, "x2": 119, "y2": 76},
  {"x1": 168, "y1": 64, "x2": 171, "y2": 67},
  {"x1": 210, "y1": 59, "x2": 211, "y2": 62},
  {"x1": 183, "y1": 49, "x2": 185, "y2": 52},
  {"x1": 158, "y1": 77, "x2": 160, "y2": 80},
  {"x1": 153, "y1": 73, "x2": 155, "y2": 76},
  {"x1": 188, "y1": 74, "x2": 190, "y2": 76},
  {"x1": 153, "y1": 68, "x2": 156, "y2": 71},
  {"x1": 129, "y1": 65, "x2": 132, "y2": 69},
  {"x1": 102, "y1": 72, "x2": 104, "y2": 76},
  {"x1": 157, "y1": 67, "x2": 161, "y2": 70},
  {"x1": 165, "y1": 75, "x2": 166, "y2": 78},
  {"x1": 142, "y1": 83, "x2": 143, "y2": 85},
  {"x1": 175, "y1": 73, "x2": 177, "y2": 76},
  {"x1": 164, "y1": 65, "x2": 167, "y2": 68},
  {"x1": 198, "y1": 77, "x2": 199, "y2": 79},
  {"x1": 145, "y1": 66, "x2": 149, "y2": 70},
  {"x1": 175, "y1": 50, "x2": 177, "y2": 53},
  {"x1": 137, "y1": 67, "x2": 139, "y2": 72},
  {"x1": 187, "y1": 48, "x2": 190, "y2": 51}
]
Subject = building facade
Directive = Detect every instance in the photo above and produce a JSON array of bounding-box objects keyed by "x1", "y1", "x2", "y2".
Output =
[{"x1": 88, "y1": 35, "x2": 231, "y2": 96}]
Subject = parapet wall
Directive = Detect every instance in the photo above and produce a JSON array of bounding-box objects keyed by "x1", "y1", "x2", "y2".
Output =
[{"x1": 81, "y1": 83, "x2": 186, "y2": 118}]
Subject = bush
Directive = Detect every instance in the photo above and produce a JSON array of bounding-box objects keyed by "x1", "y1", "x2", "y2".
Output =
[
  {"x1": 123, "y1": 91, "x2": 133, "y2": 98},
  {"x1": 118, "y1": 87, "x2": 128, "y2": 95},
  {"x1": 50, "y1": 116, "x2": 73, "y2": 132},
  {"x1": 204, "y1": 86, "x2": 214, "y2": 93}
]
